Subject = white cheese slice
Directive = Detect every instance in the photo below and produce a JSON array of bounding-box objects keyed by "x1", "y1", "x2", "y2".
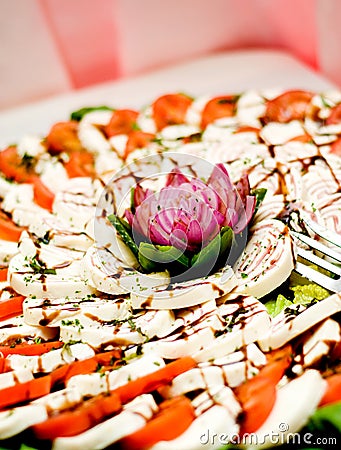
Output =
[
  {"x1": 17, "y1": 135, "x2": 46, "y2": 158},
  {"x1": 60, "y1": 309, "x2": 175, "y2": 348},
  {"x1": 294, "y1": 319, "x2": 340, "y2": 369},
  {"x1": 78, "y1": 122, "x2": 111, "y2": 154},
  {"x1": 0, "y1": 314, "x2": 58, "y2": 346},
  {"x1": 0, "y1": 239, "x2": 18, "y2": 266},
  {"x1": 23, "y1": 295, "x2": 131, "y2": 327},
  {"x1": 82, "y1": 244, "x2": 169, "y2": 296},
  {"x1": 193, "y1": 295, "x2": 271, "y2": 362},
  {"x1": 130, "y1": 327, "x2": 216, "y2": 360},
  {"x1": 0, "y1": 368, "x2": 33, "y2": 389},
  {"x1": 260, "y1": 121, "x2": 305, "y2": 145},
  {"x1": 0, "y1": 175, "x2": 14, "y2": 198},
  {"x1": 7, "y1": 343, "x2": 95, "y2": 374},
  {"x1": 0, "y1": 404, "x2": 48, "y2": 439},
  {"x1": 131, "y1": 266, "x2": 237, "y2": 310},
  {"x1": 258, "y1": 293, "x2": 341, "y2": 351},
  {"x1": 234, "y1": 219, "x2": 295, "y2": 298},
  {"x1": 67, "y1": 353, "x2": 165, "y2": 397},
  {"x1": 9, "y1": 253, "x2": 95, "y2": 298}
]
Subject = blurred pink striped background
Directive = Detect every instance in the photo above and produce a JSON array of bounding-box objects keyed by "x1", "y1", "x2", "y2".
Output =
[{"x1": 1, "y1": 0, "x2": 341, "y2": 110}]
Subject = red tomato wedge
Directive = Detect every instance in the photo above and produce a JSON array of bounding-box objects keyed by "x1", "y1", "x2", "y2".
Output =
[
  {"x1": 32, "y1": 391, "x2": 121, "y2": 439},
  {"x1": 0, "y1": 211, "x2": 26, "y2": 241},
  {"x1": 0, "y1": 146, "x2": 35, "y2": 183},
  {"x1": 51, "y1": 349, "x2": 122, "y2": 386},
  {"x1": 113, "y1": 357, "x2": 197, "y2": 404},
  {"x1": 320, "y1": 373, "x2": 341, "y2": 406},
  {"x1": 234, "y1": 125, "x2": 261, "y2": 135},
  {"x1": 200, "y1": 95, "x2": 237, "y2": 129},
  {"x1": 0, "y1": 375, "x2": 51, "y2": 409},
  {"x1": 0, "y1": 340, "x2": 62, "y2": 357},
  {"x1": 64, "y1": 151, "x2": 95, "y2": 178},
  {"x1": 32, "y1": 177, "x2": 55, "y2": 211},
  {"x1": 124, "y1": 130, "x2": 155, "y2": 159},
  {"x1": 326, "y1": 103, "x2": 341, "y2": 125},
  {"x1": 105, "y1": 109, "x2": 139, "y2": 137},
  {"x1": 119, "y1": 396, "x2": 195, "y2": 450},
  {"x1": 234, "y1": 345, "x2": 292, "y2": 435},
  {"x1": 0, "y1": 295, "x2": 25, "y2": 321},
  {"x1": 0, "y1": 268, "x2": 8, "y2": 282},
  {"x1": 152, "y1": 94, "x2": 193, "y2": 131},
  {"x1": 46, "y1": 121, "x2": 83, "y2": 155},
  {"x1": 263, "y1": 90, "x2": 314, "y2": 123},
  {"x1": 330, "y1": 137, "x2": 341, "y2": 156}
]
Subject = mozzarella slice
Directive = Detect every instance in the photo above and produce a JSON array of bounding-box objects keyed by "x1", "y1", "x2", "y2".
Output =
[
  {"x1": 244, "y1": 370, "x2": 326, "y2": 448},
  {"x1": 23, "y1": 295, "x2": 131, "y2": 327},
  {"x1": 258, "y1": 293, "x2": 341, "y2": 351},
  {"x1": 131, "y1": 266, "x2": 237, "y2": 310},
  {"x1": 53, "y1": 394, "x2": 158, "y2": 450},
  {"x1": 67, "y1": 354, "x2": 165, "y2": 397},
  {"x1": 0, "y1": 405, "x2": 48, "y2": 439},
  {"x1": 0, "y1": 239, "x2": 18, "y2": 266},
  {"x1": 7, "y1": 343, "x2": 95, "y2": 374},
  {"x1": 193, "y1": 295, "x2": 271, "y2": 362},
  {"x1": 0, "y1": 368, "x2": 33, "y2": 389},
  {"x1": 260, "y1": 121, "x2": 305, "y2": 145},
  {"x1": 293, "y1": 319, "x2": 340, "y2": 370},
  {"x1": 9, "y1": 253, "x2": 95, "y2": 298},
  {"x1": 131, "y1": 327, "x2": 216, "y2": 360},
  {"x1": 161, "y1": 344, "x2": 265, "y2": 398},
  {"x1": 0, "y1": 314, "x2": 58, "y2": 346},
  {"x1": 82, "y1": 244, "x2": 169, "y2": 295},
  {"x1": 60, "y1": 309, "x2": 175, "y2": 348},
  {"x1": 234, "y1": 219, "x2": 295, "y2": 298}
]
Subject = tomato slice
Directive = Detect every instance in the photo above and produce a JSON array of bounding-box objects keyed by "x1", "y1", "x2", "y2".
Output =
[
  {"x1": 105, "y1": 109, "x2": 139, "y2": 138},
  {"x1": 32, "y1": 391, "x2": 121, "y2": 439},
  {"x1": 51, "y1": 349, "x2": 122, "y2": 386},
  {"x1": 330, "y1": 137, "x2": 341, "y2": 156},
  {"x1": 0, "y1": 268, "x2": 8, "y2": 282},
  {"x1": 46, "y1": 121, "x2": 83, "y2": 155},
  {"x1": 0, "y1": 295, "x2": 25, "y2": 321},
  {"x1": 119, "y1": 396, "x2": 195, "y2": 450},
  {"x1": 200, "y1": 95, "x2": 237, "y2": 129},
  {"x1": 152, "y1": 94, "x2": 193, "y2": 131},
  {"x1": 326, "y1": 103, "x2": 341, "y2": 125},
  {"x1": 0, "y1": 340, "x2": 62, "y2": 357},
  {"x1": 32, "y1": 177, "x2": 55, "y2": 211},
  {"x1": 113, "y1": 357, "x2": 196, "y2": 404},
  {"x1": 234, "y1": 345, "x2": 292, "y2": 435},
  {"x1": 0, "y1": 375, "x2": 51, "y2": 409},
  {"x1": 124, "y1": 130, "x2": 155, "y2": 159},
  {"x1": 64, "y1": 151, "x2": 95, "y2": 178},
  {"x1": 0, "y1": 211, "x2": 26, "y2": 242},
  {"x1": 0, "y1": 146, "x2": 36, "y2": 183},
  {"x1": 263, "y1": 90, "x2": 314, "y2": 123},
  {"x1": 320, "y1": 373, "x2": 341, "y2": 406}
]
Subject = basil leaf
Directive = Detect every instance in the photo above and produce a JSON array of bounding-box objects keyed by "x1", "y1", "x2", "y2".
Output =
[
  {"x1": 219, "y1": 226, "x2": 234, "y2": 256},
  {"x1": 139, "y1": 243, "x2": 189, "y2": 268},
  {"x1": 107, "y1": 214, "x2": 139, "y2": 257},
  {"x1": 70, "y1": 106, "x2": 113, "y2": 122},
  {"x1": 252, "y1": 188, "x2": 267, "y2": 213},
  {"x1": 306, "y1": 402, "x2": 341, "y2": 433},
  {"x1": 191, "y1": 232, "x2": 221, "y2": 268}
]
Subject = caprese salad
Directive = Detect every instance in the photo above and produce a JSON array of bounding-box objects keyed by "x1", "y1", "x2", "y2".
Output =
[{"x1": 0, "y1": 89, "x2": 340, "y2": 450}]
